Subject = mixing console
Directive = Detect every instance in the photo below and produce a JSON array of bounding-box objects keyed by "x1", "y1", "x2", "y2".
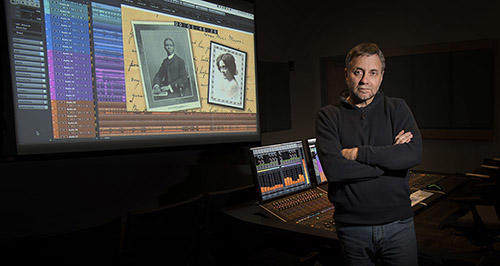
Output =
[
  {"x1": 408, "y1": 171, "x2": 469, "y2": 210},
  {"x1": 259, "y1": 187, "x2": 335, "y2": 231},
  {"x1": 296, "y1": 206, "x2": 335, "y2": 231},
  {"x1": 409, "y1": 171, "x2": 447, "y2": 192}
]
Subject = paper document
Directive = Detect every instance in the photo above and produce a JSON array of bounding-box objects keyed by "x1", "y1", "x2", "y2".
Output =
[{"x1": 410, "y1": 190, "x2": 434, "y2": 207}]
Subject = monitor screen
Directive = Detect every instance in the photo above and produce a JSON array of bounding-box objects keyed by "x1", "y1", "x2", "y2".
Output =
[
  {"x1": 250, "y1": 141, "x2": 312, "y2": 202},
  {"x1": 306, "y1": 138, "x2": 327, "y2": 185},
  {"x1": 3, "y1": 0, "x2": 258, "y2": 155}
]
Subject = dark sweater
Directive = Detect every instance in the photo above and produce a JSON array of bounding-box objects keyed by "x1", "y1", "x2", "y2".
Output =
[
  {"x1": 153, "y1": 54, "x2": 188, "y2": 91},
  {"x1": 315, "y1": 91, "x2": 422, "y2": 225}
]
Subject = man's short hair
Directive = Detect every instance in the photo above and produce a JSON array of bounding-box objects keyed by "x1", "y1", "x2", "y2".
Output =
[
  {"x1": 164, "y1": 37, "x2": 174, "y2": 45},
  {"x1": 216, "y1": 53, "x2": 238, "y2": 76},
  {"x1": 345, "y1": 43, "x2": 385, "y2": 71}
]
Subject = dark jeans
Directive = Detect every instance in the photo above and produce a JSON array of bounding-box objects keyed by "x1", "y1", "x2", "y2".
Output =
[{"x1": 336, "y1": 217, "x2": 418, "y2": 266}]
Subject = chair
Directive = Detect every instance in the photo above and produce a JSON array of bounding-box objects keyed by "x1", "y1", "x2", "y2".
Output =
[{"x1": 440, "y1": 158, "x2": 500, "y2": 249}]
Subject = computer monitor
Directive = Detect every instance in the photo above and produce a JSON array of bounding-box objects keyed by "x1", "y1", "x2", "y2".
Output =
[
  {"x1": 306, "y1": 138, "x2": 327, "y2": 185},
  {"x1": 250, "y1": 141, "x2": 312, "y2": 202},
  {"x1": 2, "y1": 0, "x2": 258, "y2": 155}
]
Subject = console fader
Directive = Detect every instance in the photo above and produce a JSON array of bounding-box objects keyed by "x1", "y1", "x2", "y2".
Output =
[{"x1": 260, "y1": 187, "x2": 335, "y2": 232}]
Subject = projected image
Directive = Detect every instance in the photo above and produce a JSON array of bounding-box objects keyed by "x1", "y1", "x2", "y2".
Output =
[
  {"x1": 5, "y1": 0, "x2": 259, "y2": 154},
  {"x1": 123, "y1": 5, "x2": 256, "y2": 115},
  {"x1": 132, "y1": 21, "x2": 200, "y2": 112},
  {"x1": 121, "y1": 5, "x2": 257, "y2": 134},
  {"x1": 208, "y1": 42, "x2": 247, "y2": 109}
]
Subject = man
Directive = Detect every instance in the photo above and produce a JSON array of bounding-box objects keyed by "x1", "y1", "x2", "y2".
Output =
[
  {"x1": 316, "y1": 43, "x2": 422, "y2": 266},
  {"x1": 152, "y1": 37, "x2": 189, "y2": 98}
]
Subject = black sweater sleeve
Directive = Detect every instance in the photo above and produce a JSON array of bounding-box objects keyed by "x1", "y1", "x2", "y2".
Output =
[
  {"x1": 356, "y1": 99, "x2": 422, "y2": 170},
  {"x1": 152, "y1": 59, "x2": 167, "y2": 87},
  {"x1": 316, "y1": 107, "x2": 384, "y2": 182}
]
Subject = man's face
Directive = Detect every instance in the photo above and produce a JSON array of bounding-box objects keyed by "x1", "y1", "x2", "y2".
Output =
[
  {"x1": 345, "y1": 54, "x2": 384, "y2": 105},
  {"x1": 164, "y1": 39, "x2": 175, "y2": 55}
]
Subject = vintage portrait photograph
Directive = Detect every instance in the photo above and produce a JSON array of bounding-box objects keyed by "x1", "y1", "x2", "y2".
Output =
[
  {"x1": 208, "y1": 42, "x2": 247, "y2": 110},
  {"x1": 132, "y1": 21, "x2": 200, "y2": 112}
]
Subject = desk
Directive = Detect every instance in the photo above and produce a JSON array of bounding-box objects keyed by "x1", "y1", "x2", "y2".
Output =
[
  {"x1": 224, "y1": 200, "x2": 338, "y2": 241},
  {"x1": 222, "y1": 174, "x2": 487, "y2": 265},
  {"x1": 224, "y1": 175, "x2": 467, "y2": 240},
  {"x1": 222, "y1": 200, "x2": 340, "y2": 265},
  {"x1": 414, "y1": 176, "x2": 500, "y2": 265}
]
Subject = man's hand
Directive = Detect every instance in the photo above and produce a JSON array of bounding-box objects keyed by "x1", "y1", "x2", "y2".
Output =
[
  {"x1": 394, "y1": 130, "x2": 413, "y2": 145},
  {"x1": 152, "y1": 84, "x2": 161, "y2": 94},
  {"x1": 161, "y1": 85, "x2": 174, "y2": 93},
  {"x1": 341, "y1": 147, "x2": 358, "y2": 160}
]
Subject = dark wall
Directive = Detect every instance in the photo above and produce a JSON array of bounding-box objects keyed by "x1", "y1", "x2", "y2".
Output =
[{"x1": 255, "y1": 0, "x2": 500, "y2": 173}]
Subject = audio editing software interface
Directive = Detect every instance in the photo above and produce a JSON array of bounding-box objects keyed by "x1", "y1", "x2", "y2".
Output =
[
  {"x1": 251, "y1": 141, "x2": 311, "y2": 201},
  {"x1": 306, "y1": 138, "x2": 327, "y2": 185},
  {"x1": 5, "y1": 0, "x2": 258, "y2": 154},
  {"x1": 250, "y1": 141, "x2": 335, "y2": 232}
]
